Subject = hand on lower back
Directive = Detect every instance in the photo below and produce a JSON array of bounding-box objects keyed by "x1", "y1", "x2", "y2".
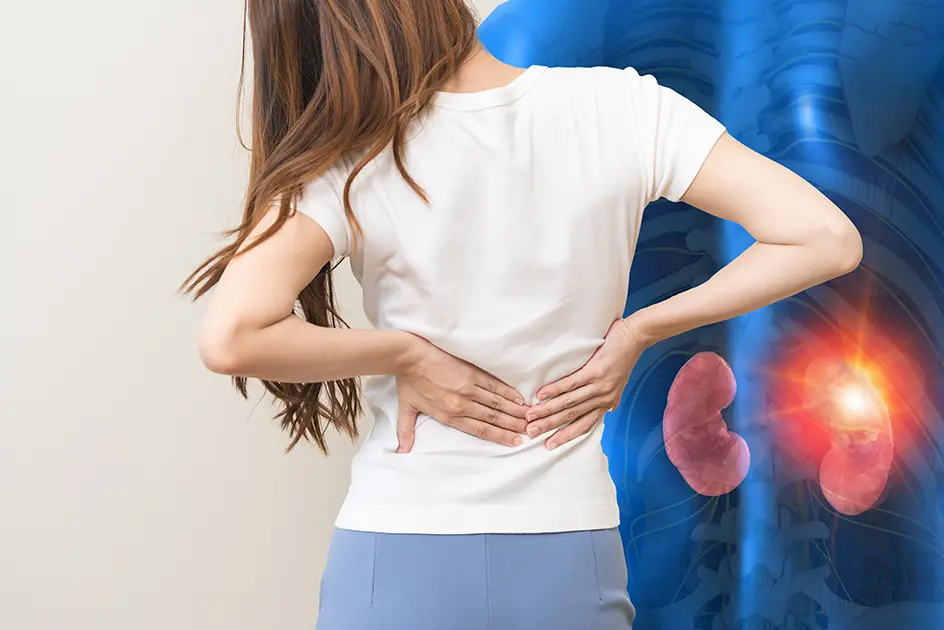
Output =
[
  {"x1": 528, "y1": 319, "x2": 648, "y2": 450},
  {"x1": 395, "y1": 334, "x2": 530, "y2": 453}
]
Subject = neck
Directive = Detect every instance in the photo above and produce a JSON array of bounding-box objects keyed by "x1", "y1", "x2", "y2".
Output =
[{"x1": 440, "y1": 46, "x2": 528, "y2": 94}]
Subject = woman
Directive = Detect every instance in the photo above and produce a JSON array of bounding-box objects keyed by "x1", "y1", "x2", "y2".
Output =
[{"x1": 184, "y1": 0, "x2": 863, "y2": 628}]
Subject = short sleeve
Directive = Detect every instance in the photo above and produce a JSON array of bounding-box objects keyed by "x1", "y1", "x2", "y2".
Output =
[
  {"x1": 624, "y1": 67, "x2": 726, "y2": 203},
  {"x1": 294, "y1": 171, "x2": 353, "y2": 262}
]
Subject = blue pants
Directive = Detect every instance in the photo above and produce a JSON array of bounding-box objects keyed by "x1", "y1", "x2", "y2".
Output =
[{"x1": 316, "y1": 528, "x2": 635, "y2": 630}]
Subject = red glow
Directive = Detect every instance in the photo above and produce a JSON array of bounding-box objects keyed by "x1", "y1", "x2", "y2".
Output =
[{"x1": 767, "y1": 321, "x2": 921, "y2": 516}]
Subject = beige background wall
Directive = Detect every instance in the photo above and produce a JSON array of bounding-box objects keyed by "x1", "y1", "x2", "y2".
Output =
[{"x1": 1, "y1": 1, "x2": 503, "y2": 628}]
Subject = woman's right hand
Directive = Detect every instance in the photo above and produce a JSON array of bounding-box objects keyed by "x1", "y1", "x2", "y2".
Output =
[{"x1": 394, "y1": 333, "x2": 530, "y2": 453}]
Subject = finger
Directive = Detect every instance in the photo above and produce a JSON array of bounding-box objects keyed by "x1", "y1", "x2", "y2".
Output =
[
  {"x1": 452, "y1": 417, "x2": 524, "y2": 448},
  {"x1": 396, "y1": 405, "x2": 418, "y2": 454},
  {"x1": 546, "y1": 411, "x2": 603, "y2": 450},
  {"x1": 527, "y1": 384, "x2": 599, "y2": 422},
  {"x1": 536, "y1": 368, "x2": 594, "y2": 402},
  {"x1": 466, "y1": 401, "x2": 529, "y2": 434},
  {"x1": 474, "y1": 373, "x2": 526, "y2": 406},
  {"x1": 469, "y1": 386, "x2": 529, "y2": 419},
  {"x1": 527, "y1": 396, "x2": 609, "y2": 437}
]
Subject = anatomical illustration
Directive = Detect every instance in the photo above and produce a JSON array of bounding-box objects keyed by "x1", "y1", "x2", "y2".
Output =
[
  {"x1": 481, "y1": 0, "x2": 944, "y2": 628},
  {"x1": 663, "y1": 352, "x2": 750, "y2": 497},
  {"x1": 802, "y1": 359, "x2": 894, "y2": 516},
  {"x1": 665, "y1": 351, "x2": 897, "y2": 518}
]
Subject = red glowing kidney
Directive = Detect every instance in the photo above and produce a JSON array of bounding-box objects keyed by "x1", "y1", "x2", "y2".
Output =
[
  {"x1": 804, "y1": 359, "x2": 894, "y2": 515},
  {"x1": 663, "y1": 352, "x2": 751, "y2": 496}
]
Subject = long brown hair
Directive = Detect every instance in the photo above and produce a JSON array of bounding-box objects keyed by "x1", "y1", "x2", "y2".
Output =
[{"x1": 181, "y1": 0, "x2": 481, "y2": 452}]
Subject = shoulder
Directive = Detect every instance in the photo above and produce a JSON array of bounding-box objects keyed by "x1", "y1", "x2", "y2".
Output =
[
  {"x1": 299, "y1": 157, "x2": 359, "y2": 202},
  {"x1": 529, "y1": 66, "x2": 654, "y2": 122},
  {"x1": 538, "y1": 65, "x2": 648, "y2": 92},
  {"x1": 532, "y1": 66, "x2": 657, "y2": 111}
]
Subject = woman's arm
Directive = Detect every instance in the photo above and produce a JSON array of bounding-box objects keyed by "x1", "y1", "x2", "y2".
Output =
[
  {"x1": 199, "y1": 207, "x2": 529, "y2": 449},
  {"x1": 198, "y1": 209, "x2": 413, "y2": 381},
  {"x1": 626, "y1": 132, "x2": 862, "y2": 345},
  {"x1": 526, "y1": 133, "x2": 862, "y2": 448}
]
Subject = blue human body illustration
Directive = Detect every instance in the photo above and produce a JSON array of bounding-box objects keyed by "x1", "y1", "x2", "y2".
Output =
[{"x1": 480, "y1": 1, "x2": 944, "y2": 628}]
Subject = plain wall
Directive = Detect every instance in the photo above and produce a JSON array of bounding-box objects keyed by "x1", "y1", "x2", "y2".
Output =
[{"x1": 1, "y1": 1, "x2": 501, "y2": 629}]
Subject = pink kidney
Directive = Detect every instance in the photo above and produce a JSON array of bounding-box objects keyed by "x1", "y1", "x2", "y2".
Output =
[
  {"x1": 663, "y1": 352, "x2": 751, "y2": 496},
  {"x1": 804, "y1": 359, "x2": 894, "y2": 516}
]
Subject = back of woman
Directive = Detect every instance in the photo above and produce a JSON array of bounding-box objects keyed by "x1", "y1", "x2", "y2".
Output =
[
  {"x1": 311, "y1": 63, "x2": 725, "y2": 537},
  {"x1": 186, "y1": 1, "x2": 863, "y2": 628}
]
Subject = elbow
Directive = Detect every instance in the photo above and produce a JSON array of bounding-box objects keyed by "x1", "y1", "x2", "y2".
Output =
[
  {"x1": 819, "y1": 221, "x2": 863, "y2": 277},
  {"x1": 834, "y1": 224, "x2": 863, "y2": 275},
  {"x1": 198, "y1": 321, "x2": 248, "y2": 376}
]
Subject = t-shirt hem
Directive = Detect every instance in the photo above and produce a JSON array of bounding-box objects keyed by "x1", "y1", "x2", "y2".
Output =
[
  {"x1": 664, "y1": 120, "x2": 727, "y2": 203},
  {"x1": 302, "y1": 208, "x2": 350, "y2": 264},
  {"x1": 335, "y1": 502, "x2": 620, "y2": 535}
]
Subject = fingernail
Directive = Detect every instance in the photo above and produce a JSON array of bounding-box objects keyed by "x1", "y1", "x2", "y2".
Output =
[
  {"x1": 517, "y1": 398, "x2": 525, "y2": 406},
  {"x1": 526, "y1": 412, "x2": 536, "y2": 422},
  {"x1": 546, "y1": 441, "x2": 557, "y2": 451},
  {"x1": 513, "y1": 436, "x2": 524, "y2": 446},
  {"x1": 528, "y1": 425, "x2": 540, "y2": 437},
  {"x1": 538, "y1": 392, "x2": 547, "y2": 401}
]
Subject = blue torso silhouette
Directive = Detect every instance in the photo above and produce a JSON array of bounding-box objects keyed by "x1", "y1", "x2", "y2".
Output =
[{"x1": 479, "y1": 2, "x2": 944, "y2": 628}]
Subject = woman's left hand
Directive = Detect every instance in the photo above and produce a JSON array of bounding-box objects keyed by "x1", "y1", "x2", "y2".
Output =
[{"x1": 526, "y1": 318, "x2": 650, "y2": 450}]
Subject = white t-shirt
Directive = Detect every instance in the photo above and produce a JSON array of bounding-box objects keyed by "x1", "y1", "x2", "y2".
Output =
[{"x1": 298, "y1": 65, "x2": 726, "y2": 535}]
